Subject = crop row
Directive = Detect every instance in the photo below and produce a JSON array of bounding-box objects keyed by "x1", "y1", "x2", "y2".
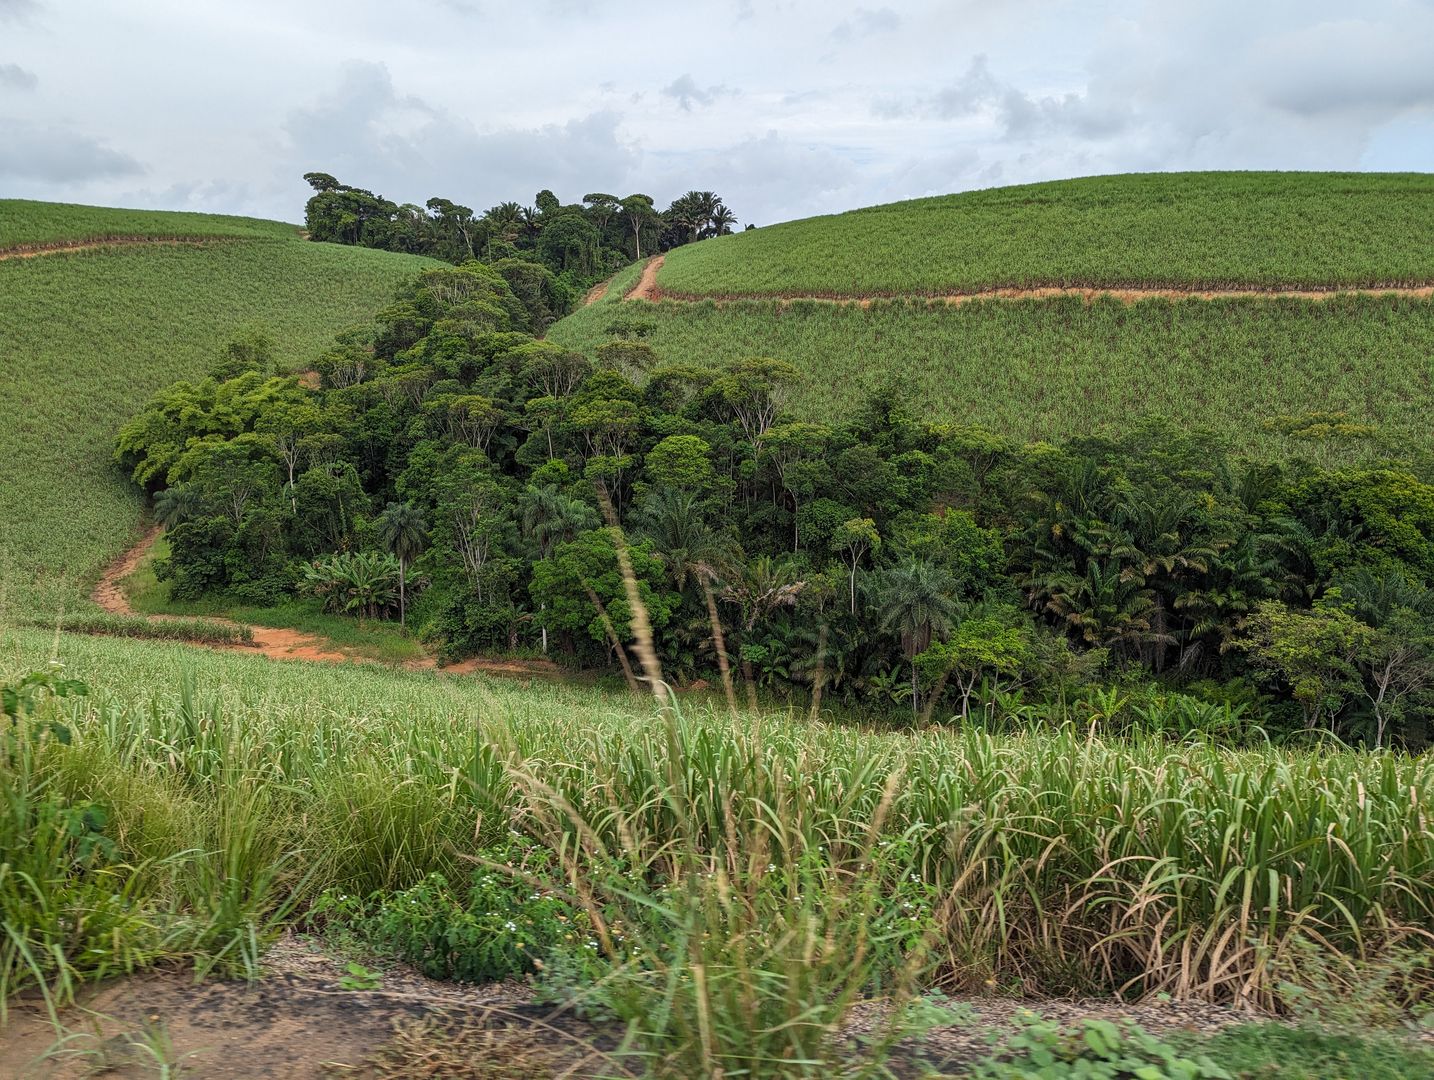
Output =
[
  {"x1": 549, "y1": 293, "x2": 1434, "y2": 463},
  {"x1": 656, "y1": 172, "x2": 1434, "y2": 296}
]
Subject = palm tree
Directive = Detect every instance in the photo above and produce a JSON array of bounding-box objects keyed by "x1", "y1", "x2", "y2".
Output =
[
  {"x1": 376, "y1": 502, "x2": 428, "y2": 628},
  {"x1": 1113, "y1": 484, "x2": 1222, "y2": 672},
  {"x1": 636, "y1": 489, "x2": 742, "y2": 713},
  {"x1": 871, "y1": 559, "x2": 960, "y2": 716},
  {"x1": 522, "y1": 485, "x2": 598, "y2": 652},
  {"x1": 154, "y1": 484, "x2": 203, "y2": 528},
  {"x1": 720, "y1": 555, "x2": 805, "y2": 709},
  {"x1": 1043, "y1": 560, "x2": 1157, "y2": 657},
  {"x1": 709, "y1": 204, "x2": 738, "y2": 236}
]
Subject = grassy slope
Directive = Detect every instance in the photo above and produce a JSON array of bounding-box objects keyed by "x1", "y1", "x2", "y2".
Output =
[
  {"x1": 549, "y1": 293, "x2": 1434, "y2": 461},
  {"x1": 656, "y1": 172, "x2": 1434, "y2": 296},
  {"x1": 0, "y1": 208, "x2": 436, "y2": 614},
  {"x1": 0, "y1": 199, "x2": 298, "y2": 248}
]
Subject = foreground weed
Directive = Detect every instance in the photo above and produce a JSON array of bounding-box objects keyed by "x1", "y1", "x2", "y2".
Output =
[{"x1": 973, "y1": 1015, "x2": 1232, "y2": 1080}]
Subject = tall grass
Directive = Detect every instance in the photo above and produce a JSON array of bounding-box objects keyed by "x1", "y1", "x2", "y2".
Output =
[
  {"x1": 657, "y1": 172, "x2": 1434, "y2": 297},
  {"x1": 3, "y1": 628, "x2": 1430, "y2": 1021}
]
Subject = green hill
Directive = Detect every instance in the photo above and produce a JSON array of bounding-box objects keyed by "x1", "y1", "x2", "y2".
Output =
[
  {"x1": 0, "y1": 198, "x2": 299, "y2": 249},
  {"x1": 550, "y1": 172, "x2": 1434, "y2": 463},
  {"x1": 0, "y1": 203, "x2": 437, "y2": 614},
  {"x1": 654, "y1": 172, "x2": 1434, "y2": 296}
]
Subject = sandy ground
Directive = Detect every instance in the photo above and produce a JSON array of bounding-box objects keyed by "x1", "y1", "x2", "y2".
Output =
[{"x1": 0, "y1": 934, "x2": 1266, "y2": 1079}]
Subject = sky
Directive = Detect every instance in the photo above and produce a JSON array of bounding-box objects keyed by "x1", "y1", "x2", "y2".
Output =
[{"x1": 3, "y1": 0, "x2": 1434, "y2": 227}]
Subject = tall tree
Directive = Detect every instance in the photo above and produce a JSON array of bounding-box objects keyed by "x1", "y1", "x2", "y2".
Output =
[
  {"x1": 872, "y1": 559, "x2": 960, "y2": 716},
  {"x1": 377, "y1": 502, "x2": 429, "y2": 628}
]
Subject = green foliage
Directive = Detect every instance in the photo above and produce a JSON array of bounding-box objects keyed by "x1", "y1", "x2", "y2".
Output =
[
  {"x1": 529, "y1": 528, "x2": 677, "y2": 649},
  {"x1": 299, "y1": 551, "x2": 400, "y2": 620},
  {"x1": 655, "y1": 172, "x2": 1434, "y2": 296},
  {"x1": 314, "y1": 846, "x2": 595, "y2": 984},
  {"x1": 300, "y1": 173, "x2": 740, "y2": 292},
  {"x1": 337, "y1": 961, "x2": 382, "y2": 990},
  {"x1": 975, "y1": 1016, "x2": 1232, "y2": 1079}
]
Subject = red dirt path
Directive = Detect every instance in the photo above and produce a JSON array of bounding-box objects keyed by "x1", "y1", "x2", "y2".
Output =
[
  {"x1": 625, "y1": 255, "x2": 664, "y2": 300},
  {"x1": 87, "y1": 528, "x2": 566, "y2": 676}
]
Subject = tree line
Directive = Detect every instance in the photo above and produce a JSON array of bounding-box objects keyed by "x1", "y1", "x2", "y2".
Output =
[
  {"x1": 115, "y1": 263, "x2": 1434, "y2": 748},
  {"x1": 301, "y1": 172, "x2": 739, "y2": 286}
]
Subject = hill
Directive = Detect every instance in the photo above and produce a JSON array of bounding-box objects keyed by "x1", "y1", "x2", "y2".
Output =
[
  {"x1": 550, "y1": 172, "x2": 1434, "y2": 463},
  {"x1": 0, "y1": 198, "x2": 298, "y2": 250},
  {"x1": 0, "y1": 202, "x2": 437, "y2": 614},
  {"x1": 652, "y1": 172, "x2": 1434, "y2": 297}
]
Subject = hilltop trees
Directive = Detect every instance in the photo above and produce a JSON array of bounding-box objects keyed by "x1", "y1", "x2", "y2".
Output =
[{"x1": 301, "y1": 173, "x2": 741, "y2": 301}]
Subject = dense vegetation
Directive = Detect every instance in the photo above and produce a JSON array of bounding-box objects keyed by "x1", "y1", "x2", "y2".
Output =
[
  {"x1": 654, "y1": 172, "x2": 1434, "y2": 296},
  {"x1": 0, "y1": 199, "x2": 296, "y2": 249},
  {"x1": 302, "y1": 171, "x2": 740, "y2": 295},
  {"x1": 0, "y1": 211, "x2": 436, "y2": 615},
  {"x1": 117, "y1": 262, "x2": 1434, "y2": 746},
  {"x1": 548, "y1": 294, "x2": 1434, "y2": 463},
  {"x1": 4, "y1": 634, "x2": 1430, "y2": 1059}
]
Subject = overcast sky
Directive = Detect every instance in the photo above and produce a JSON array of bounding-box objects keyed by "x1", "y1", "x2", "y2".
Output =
[{"x1": 3, "y1": 0, "x2": 1433, "y2": 227}]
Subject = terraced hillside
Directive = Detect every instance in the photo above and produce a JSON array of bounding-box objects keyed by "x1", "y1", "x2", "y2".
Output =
[
  {"x1": 0, "y1": 202, "x2": 437, "y2": 614},
  {"x1": 550, "y1": 172, "x2": 1434, "y2": 463}
]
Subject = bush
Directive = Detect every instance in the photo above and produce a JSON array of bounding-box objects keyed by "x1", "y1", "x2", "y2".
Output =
[{"x1": 310, "y1": 841, "x2": 597, "y2": 984}]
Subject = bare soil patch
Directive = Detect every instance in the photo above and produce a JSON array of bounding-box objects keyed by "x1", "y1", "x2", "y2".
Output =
[
  {"x1": 440, "y1": 655, "x2": 568, "y2": 679},
  {"x1": 0, "y1": 934, "x2": 1262, "y2": 1079},
  {"x1": 624, "y1": 255, "x2": 663, "y2": 301},
  {"x1": 89, "y1": 528, "x2": 357, "y2": 665},
  {"x1": 0, "y1": 938, "x2": 613, "y2": 1079},
  {"x1": 581, "y1": 276, "x2": 612, "y2": 306}
]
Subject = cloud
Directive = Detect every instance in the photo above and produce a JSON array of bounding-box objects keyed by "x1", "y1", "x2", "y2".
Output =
[
  {"x1": 0, "y1": 63, "x2": 37, "y2": 90},
  {"x1": 283, "y1": 61, "x2": 639, "y2": 209},
  {"x1": 0, "y1": 117, "x2": 143, "y2": 182},
  {"x1": 877, "y1": 54, "x2": 1132, "y2": 142},
  {"x1": 0, "y1": 0, "x2": 40, "y2": 23},
  {"x1": 648, "y1": 130, "x2": 861, "y2": 226},
  {"x1": 1254, "y1": 18, "x2": 1434, "y2": 116},
  {"x1": 831, "y1": 5, "x2": 900, "y2": 41},
  {"x1": 661, "y1": 73, "x2": 733, "y2": 112}
]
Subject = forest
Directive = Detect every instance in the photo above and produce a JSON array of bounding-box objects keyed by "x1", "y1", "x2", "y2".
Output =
[
  {"x1": 301, "y1": 172, "x2": 738, "y2": 302},
  {"x1": 111, "y1": 258, "x2": 1434, "y2": 750}
]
